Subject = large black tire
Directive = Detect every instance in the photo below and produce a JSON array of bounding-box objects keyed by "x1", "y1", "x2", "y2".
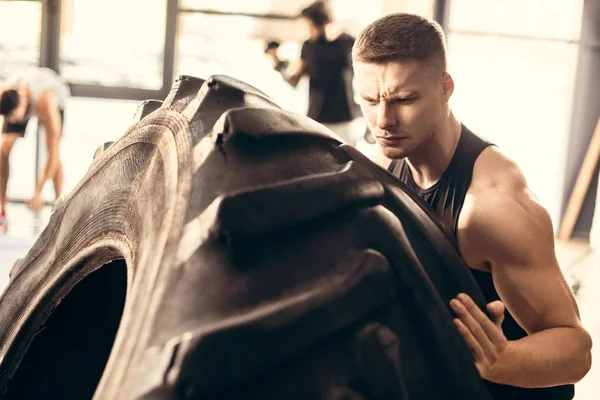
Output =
[{"x1": 0, "y1": 75, "x2": 492, "y2": 400}]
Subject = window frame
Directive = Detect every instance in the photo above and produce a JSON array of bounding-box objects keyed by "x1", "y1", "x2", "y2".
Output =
[{"x1": 40, "y1": 0, "x2": 179, "y2": 101}]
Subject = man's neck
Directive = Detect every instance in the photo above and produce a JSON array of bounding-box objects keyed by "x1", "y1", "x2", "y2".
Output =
[
  {"x1": 311, "y1": 24, "x2": 342, "y2": 42},
  {"x1": 325, "y1": 23, "x2": 343, "y2": 41},
  {"x1": 405, "y1": 115, "x2": 462, "y2": 189}
]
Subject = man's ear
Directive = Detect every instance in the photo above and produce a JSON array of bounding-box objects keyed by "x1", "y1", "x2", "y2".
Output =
[{"x1": 442, "y1": 72, "x2": 454, "y2": 104}]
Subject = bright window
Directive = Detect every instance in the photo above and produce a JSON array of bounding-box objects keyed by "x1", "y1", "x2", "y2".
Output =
[
  {"x1": 59, "y1": 0, "x2": 167, "y2": 89},
  {"x1": 0, "y1": 0, "x2": 42, "y2": 79},
  {"x1": 446, "y1": 0, "x2": 584, "y2": 225}
]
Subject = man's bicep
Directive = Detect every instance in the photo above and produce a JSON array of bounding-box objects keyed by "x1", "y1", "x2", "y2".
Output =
[
  {"x1": 286, "y1": 60, "x2": 306, "y2": 88},
  {"x1": 492, "y1": 254, "x2": 580, "y2": 334},
  {"x1": 485, "y1": 197, "x2": 582, "y2": 333}
]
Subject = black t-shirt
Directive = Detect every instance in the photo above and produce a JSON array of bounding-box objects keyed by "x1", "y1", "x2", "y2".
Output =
[{"x1": 300, "y1": 33, "x2": 360, "y2": 124}]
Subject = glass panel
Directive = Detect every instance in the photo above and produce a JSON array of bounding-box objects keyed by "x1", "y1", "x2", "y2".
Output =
[
  {"x1": 330, "y1": 0, "x2": 435, "y2": 37},
  {"x1": 447, "y1": 33, "x2": 580, "y2": 225},
  {"x1": 59, "y1": 0, "x2": 167, "y2": 89},
  {"x1": 176, "y1": 12, "x2": 306, "y2": 114},
  {"x1": 180, "y1": 0, "x2": 299, "y2": 16},
  {"x1": 0, "y1": 0, "x2": 42, "y2": 79},
  {"x1": 381, "y1": 0, "x2": 435, "y2": 19},
  {"x1": 448, "y1": 0, "x2": 584, "y2": 41},
  {"x1": 329, "y1": 0, "x2": 384, "y2": 37},
  {"x1": 177, "y1": 10, "x2": 305, "y2": 41}
]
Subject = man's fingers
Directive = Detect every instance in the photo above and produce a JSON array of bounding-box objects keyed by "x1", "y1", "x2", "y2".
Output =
[
  {"x1": 457, "y1": 294, "x2": 506, "y2": 346},
  {"x1": 450, "y1": 298, "x2": 497, "y2": 361},
  {"x1": 453, "y1": 318, "x2": 485, "y2": 363},
  {"x1": 457, "y1": 293, "x2": 491, "y2": 322}
]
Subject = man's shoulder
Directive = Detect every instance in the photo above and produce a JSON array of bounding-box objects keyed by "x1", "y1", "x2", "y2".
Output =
[
  {"x1": 458, "y1": 148, "x2": 551, "y2": 265},
  {"x1": 301, "y1": 39, "x2": 315, "y2": 56},
  {"x1": 459, "y1": 147, "x2": 530, "y2": 232},
  {"x1": 470, "y1": 146, "x2": 528, "y2": 195},
  {"x1": 337, "y1": 32, "x2": 356, "y2": 42}
]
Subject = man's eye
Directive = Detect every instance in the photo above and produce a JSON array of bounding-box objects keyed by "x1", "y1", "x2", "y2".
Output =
[{"x1": 394, "y1": 97, "x2": 415, "y2": 104}]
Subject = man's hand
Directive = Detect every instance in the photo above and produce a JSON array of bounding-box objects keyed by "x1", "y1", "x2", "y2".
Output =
[
  {"x1": 266, "y1": 49, "x2": 289, "y2": 72},
  {"x1": 264, "y1": 41, "x2": 281, "y2": 67},
  {"x1": 265, "y1": 47, "x2": 278, "y2": 58},
  {"x1": 26, "y1": 193, "x2": 44, "y2": 212},
  {"x1": 450, "y1": 293, "x2": 508, "y2": 380}
]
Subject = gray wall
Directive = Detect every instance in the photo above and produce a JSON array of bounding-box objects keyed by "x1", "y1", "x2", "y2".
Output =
[{"x1": 562, "y1": 0, "x2": 600, "y2": 238}]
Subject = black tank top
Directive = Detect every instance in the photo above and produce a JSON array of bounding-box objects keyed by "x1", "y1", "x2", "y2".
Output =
[{"x1": 388, "y1": 124, "x2": 574, "y2": 400}]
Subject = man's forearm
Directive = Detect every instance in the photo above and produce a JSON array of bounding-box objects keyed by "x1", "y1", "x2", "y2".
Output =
[
  {"x1": 34, "y1": 157, "x2": 59, "y2": 194},
  {"x1": 284, "y1": 73, "x2": 301, "y2": 88},
  {"x1": 269, "y1": 55, "x2": 302, "y2": 88},
  {"x1": 484, "y1": 327, "x2": 591, "y2": 388}
]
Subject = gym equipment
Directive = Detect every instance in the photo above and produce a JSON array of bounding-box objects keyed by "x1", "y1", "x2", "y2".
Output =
[
  {"x1": 264, "y1": 40, "x2": 290, "y2": 73},
  {"x1": 0, "y1": 74, "x2": 492, "y2": 400},
  {"x1": 264, "y1": 40, "x2": 281, "y2": 54},
  {"x1": 92, "y1": 100, "x2": 163, "y2": 161}
]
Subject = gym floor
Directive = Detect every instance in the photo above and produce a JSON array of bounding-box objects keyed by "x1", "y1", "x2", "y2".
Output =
[{"x1": 0, "y1": 203, "x2": 598, "y2": 398}]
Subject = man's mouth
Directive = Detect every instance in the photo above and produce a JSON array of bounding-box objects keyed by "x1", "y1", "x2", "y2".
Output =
[{"x1": 377, "y1": 136, "x2": 408, "y2": 146}]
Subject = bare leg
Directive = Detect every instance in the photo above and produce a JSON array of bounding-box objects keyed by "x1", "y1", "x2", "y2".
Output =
[
  {"x1": 0, "y1": 134, "x2": 19, "y2": 215},
  {"x1": 52, "y1": 161, "x2": 63, "y2": 199}
]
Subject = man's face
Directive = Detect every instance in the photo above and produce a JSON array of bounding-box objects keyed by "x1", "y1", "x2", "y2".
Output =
[
  {"x1": 6, "y1": 96, "x2": 27, "y2": 124},
  {"x1": 354, "y1": 60, "x2": 450, "y2": 159},
  {"x1": 302, "y1": 18, "x2": 320, "y2": 40}
]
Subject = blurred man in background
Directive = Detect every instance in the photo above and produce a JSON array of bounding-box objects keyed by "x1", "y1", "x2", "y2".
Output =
[
  {"x1": 0, "y1": 67, "x2": 70, "y2": 230},
  {"x1": 266, "y1": 1, "x2": 363, "y2": 145}
]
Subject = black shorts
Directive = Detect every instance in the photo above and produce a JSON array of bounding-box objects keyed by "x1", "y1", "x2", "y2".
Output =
[{"x1": 1, "y1": 109, "x2": 65, "y2": 137}]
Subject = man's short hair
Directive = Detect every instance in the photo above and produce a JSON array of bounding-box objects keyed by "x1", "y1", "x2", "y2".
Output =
[
  {"x1": 0, "y1": 89, "x2": 20, "y2": 116},
  {"x1": 352, "y1": 13, "x2": 447, "y2": 75},
  {"x1": 300, "y1": 1, "x2": 331, "y2": 27}
]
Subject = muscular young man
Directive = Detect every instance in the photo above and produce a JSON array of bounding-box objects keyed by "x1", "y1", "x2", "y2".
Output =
[{"x1": 352, "y1": 13, "x2": 592, "y2": 399}]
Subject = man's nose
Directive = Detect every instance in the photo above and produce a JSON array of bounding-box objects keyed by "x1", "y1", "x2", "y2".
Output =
[{"x1": 376, "y1": 102, "x2": 397, "y2": 131}]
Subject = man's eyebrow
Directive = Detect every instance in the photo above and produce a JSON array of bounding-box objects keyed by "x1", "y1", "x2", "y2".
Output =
[
  {"x1": 360, "y1": 92, "x2": 416, "y2": 101},
  {"x1": 386, "y1": 93, "x2": 415, "y2": 100},
  {"x1": 359, "y1": 93, "x2": 378, "y2": 101}
]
